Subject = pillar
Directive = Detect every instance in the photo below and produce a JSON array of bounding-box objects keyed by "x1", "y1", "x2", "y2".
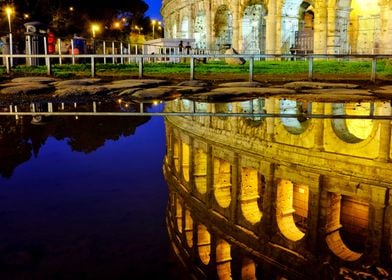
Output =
[{"x1": 265, "y1": 0, "x2": 277, "y2": 54}]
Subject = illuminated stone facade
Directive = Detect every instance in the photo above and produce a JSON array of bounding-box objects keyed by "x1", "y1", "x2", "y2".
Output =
[
  {"x1": 161, "y1": 0, "x2": 392, "y2": 54},
  {"x1": 163, "y1": 98, "x2": 392, "y2": 279}
]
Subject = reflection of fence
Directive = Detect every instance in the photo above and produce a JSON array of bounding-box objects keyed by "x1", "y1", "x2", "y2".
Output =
[{"x1": 0, "y1": 52, "x2": 389, "y2": 82}]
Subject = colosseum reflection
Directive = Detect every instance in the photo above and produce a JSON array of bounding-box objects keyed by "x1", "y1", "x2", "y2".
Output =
[
  {"x1": 161, "y1": 0, "x2": 392, "y2": 54},
  {"x1": 163, "y1": 97, "x2": 392, "y2": 279}
]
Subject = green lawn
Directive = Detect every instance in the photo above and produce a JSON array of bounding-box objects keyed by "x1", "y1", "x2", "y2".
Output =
[{"x1": 1, "y1": 58, "x2": 391, "y2": 79}]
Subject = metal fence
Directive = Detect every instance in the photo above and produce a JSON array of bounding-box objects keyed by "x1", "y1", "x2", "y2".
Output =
[{"x1": 0, "y1": 52, "x2": 390, "y2": 82}]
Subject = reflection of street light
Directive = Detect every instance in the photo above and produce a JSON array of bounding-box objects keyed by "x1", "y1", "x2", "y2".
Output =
[{"x1": 5, "y1": 5, "x2": 13, "y2": 66}]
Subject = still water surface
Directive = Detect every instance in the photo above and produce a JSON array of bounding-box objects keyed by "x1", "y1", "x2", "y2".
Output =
[{"x1": 0, "y1": 103, "x2": 181, "y2": 279}]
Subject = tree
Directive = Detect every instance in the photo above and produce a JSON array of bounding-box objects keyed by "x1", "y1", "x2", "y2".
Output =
[{"x1": 1, "y1": 0, "x2": 149, "y2": 39}]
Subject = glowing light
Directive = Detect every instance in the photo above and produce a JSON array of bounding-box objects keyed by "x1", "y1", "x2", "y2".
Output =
[
  {"x1": 91, "y1": 23, "x2": 100, "y2": 38},
  {"x1": 153, "y1": 100, "x2": 158, "y2": 105},
  {"x1": 117, "y1": 99, "x2": 122, "y2": 104}
]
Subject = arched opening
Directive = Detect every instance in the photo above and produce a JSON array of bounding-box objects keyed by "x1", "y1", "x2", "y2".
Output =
[
  {"x1": 173, "y1": 138, "x2": 180, "y2": 172},
  {"x1": 213, "y1": 158, "x2": 232, "y2": 208},
  {"x1": 181, "y1": 16, "x2": 189, "y2": 38},
  {"x1": 241, "y1": 3, "x2": 267, "y2": 54},
  {"x1": 194, "y1": 148, "x2": 207, "y2": 194},
  {"x1": 281, "y1": 1, "x2": 314, "y2": 54},
  {"x1": 276, "y1": 179, "x2": 307, "y2": 241},
  {"x1": 216, "y1": 239, "x2": 232, "y2": 280},
  {"x1": 214, "y1": 5, "x2": 233, "y2": 51},
  {"x1": 185, "y1": 209, "x2": 193, "y2": 248},
  {"x1": 332, "y1": 103, "x2": 374, "y2": 143},
  {"x1": 241, "y1": 257, "x2": 257, "y2": 280},
  {"x1": 172, "y1": 22, "x2": 177, "y2": 39},
  {"x1": 280, "y1": 100, "x2": 310, "y2": 135},
  {"x1": 348, "y1": 0, "x2": 381, "y2": 54},
  {"x1": 197, "y1": 224, "x2": 211, "y2": 265},
  {"x1": 194, "y1": 11, "x2": 207, "y2": 49},
  {"x1": 182, "y1": 142, "x2": 190, "y2": 182},
  {"x1": 325, "y1": 193, "x2": 363, "y2": 261},
  {"x1": 176, "y1": 198, "x2": 183, "y2": 233},
  {"x1": 240, "y1": 168, "x2": 263, "y2": 224}
]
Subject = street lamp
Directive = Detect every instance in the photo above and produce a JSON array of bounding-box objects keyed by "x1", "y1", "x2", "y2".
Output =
[
  {"x1": 5, "y1": 5, "x2": 13, "y2": 67},
  {"x1": 91, "y1": 24, "x2": 100, "y2": 38},
  {"x1": 91, "y1": 24, "x2": 100, "y2": 54},
  {"x1": 151, "y1": 20, "x2": 162, "y2": 39}
]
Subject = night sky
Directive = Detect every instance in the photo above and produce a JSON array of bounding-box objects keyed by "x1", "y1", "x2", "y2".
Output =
[{"x1": 145, "y1": 0, "x2": 162, "y2": 20}]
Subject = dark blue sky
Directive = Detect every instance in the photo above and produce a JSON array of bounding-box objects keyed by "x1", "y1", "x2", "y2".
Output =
[{"x1": 145, "y1": 0, "x2": 162, "y2": 20}]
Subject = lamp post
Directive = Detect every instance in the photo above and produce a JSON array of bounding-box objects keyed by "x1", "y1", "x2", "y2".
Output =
[
  {"x1": 152, "y1": 20, "x2": 156, "y2": 39},
  {"x1": 5, "y1": 6, "x2": 13, "y2": 67}
]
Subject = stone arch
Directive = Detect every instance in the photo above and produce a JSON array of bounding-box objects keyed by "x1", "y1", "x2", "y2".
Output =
[
  {"x1": 185, "y1": 209, "x2": 193, "y2": 248},
  {"x1": 214, "y1": 5, "x2": 233, "y2": 50},
  {"x1": 281, "y1": 0, "x2": 314, "y2": 53},
  {"x1": 194, "y1": 148, "x2": 208, "y2": 194},
  {"x1": 176, "y1": 197, "x2": 183, "y2": 233},
  {"x1": 276, "y1": 179, "x2": 307, "y2": 241},
  {"x1": 331, "y1": 103, "x2": 374, "y2": 143},
  {"x1": 182, "y1": 142, "x2": 190, "y2": 182},
  {"x1": 348, "y1": 0, "x2": 381, "y2": 53},
  {"x1": 216, "y1": 239, "x2": 232, "y2": 280},
  {"x1": 180, "y1": 16, "x2": 189, "y2": 38},
  {"x1": 280, "y1": 100, "x2": 310, "y2": 135},
  {"x1": 197, "y1": 224, "x2": 211, "y2": 265},
  {"x1": 213, "y1": 157, "x2": 232, "y2": 209},
  {"x1": 325, "y1": 192, "x2": 363, "y2": 261},
  {"x1": 240, "y1": 167, "x2": 263, "y2": 224},
  {"x1": 241, "y1": 2, "x2": 267, "y2": 54},
  {"x1": 194, "y1": 11, "x2": 208, "y2": 49}
]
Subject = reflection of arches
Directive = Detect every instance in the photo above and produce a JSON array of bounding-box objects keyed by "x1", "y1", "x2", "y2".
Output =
[
  {"x1": 194, "y1": 148, "x2": 207, "y2": 194},
  {"x1": 176, "y1": 198, "x2": 183, "y2": 233},
  {"x1": 213, "y1": 158, "x2": 232, "y2": 208},
  {"x1": 340, "y1": 195, "x2": 369, "y2": 251},
  {"x1": 197, "y1": 224, "x2": 211, "y2": 265},
  {"x1": 276, "y1": 179, "x2": 306, "y2": 241},
  {"x1": 241, "y1": 257, "x2": 257, "y2": 280},
  {"x1": 214, "y1": 5, "x2": 233, "y2": 49},
  {"x1": 182, "y1": 142, "x2": 190, "y2": 182},
  {"x1": 185, "y1": 209, "x2": 193, "y2": 248},
  {"x1": 331, "y1": 103, "x2": 374, "y2": 143},
  {"x1": 242, "y1": 4, "x2": 267, "y2": 54},
  {"x1": 240, "y1": 98, "x2": 266, "y2": 124},
  {"x1": 216, "y1": 239, "x2": 232, "y2": 280},
  {"x1": 325, "y1": 193, "x2": 363, "y2": 261},
  {"x1": 240, "y1": 168, "x2": 263, "y2": 224},
  {"x1": 173, "y1": 138, "x2": 180, "y2": 172},
  {"x1": 280, "y1": 100, "x2": 310, "y2": 135}
]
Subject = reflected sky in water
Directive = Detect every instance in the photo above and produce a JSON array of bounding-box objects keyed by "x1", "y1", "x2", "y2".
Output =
[{"x1": 0, "y1": 110, "x2": 181, "y2": 279}]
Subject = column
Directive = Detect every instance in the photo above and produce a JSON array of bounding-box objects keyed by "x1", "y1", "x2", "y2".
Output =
[
  {"x1": 313, "y1": 0, "x2": 328, "y2": 54},
  {"x1": 265, "y1": 0, "x2": 277, "y2": 54},
  {"x1": 312, "y1": 102, "x2": 325, "y2": 151},
  {"x1": 327, "y1": 7, "x2": 339, "y2": 54}
]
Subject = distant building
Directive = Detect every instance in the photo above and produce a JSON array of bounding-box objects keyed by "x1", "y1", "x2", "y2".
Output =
[{"x1": 161, "y1": 0, "x2": 390, "y2": 54}]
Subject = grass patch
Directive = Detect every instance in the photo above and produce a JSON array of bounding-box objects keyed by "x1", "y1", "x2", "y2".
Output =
[{"x1": 2, "y1": 58, "x2": 392, "y2": 79}]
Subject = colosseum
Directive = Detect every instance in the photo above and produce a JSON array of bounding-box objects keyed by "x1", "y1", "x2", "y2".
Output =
[
  {"x1": 161, "y1": 0, "x2": 392, "y2": 55},
  {"x1": 163, "y1": 97, "x2": 392, "y2": 279}
]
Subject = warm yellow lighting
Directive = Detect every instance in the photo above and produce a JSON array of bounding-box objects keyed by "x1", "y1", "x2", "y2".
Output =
[
  {"x1": 114, "y1": 21, "x2": 121, "y2": 29},
  {"x1": 153, "y1": 100, "x2": 158, "y2": 105},
  {"x1": 69, "y1": 6, "x2": 74, "y2": 12},
  {"x1": 117, "y1": 98, "x2": 122, "y2": 104},
  {"x1": 5, "y1": 6, "x2": 13, "y2": 17},
  {"x1": 91, "y1": 24, "x2": 100, "y2": 38},
  {"x1": 23, "y1": 13, "x2": 29, "y2": 19}
]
